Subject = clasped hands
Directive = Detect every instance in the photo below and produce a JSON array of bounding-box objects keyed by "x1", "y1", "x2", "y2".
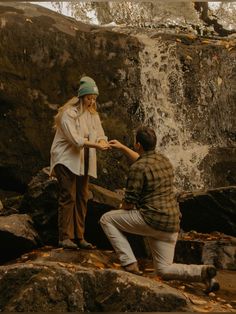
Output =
[{"x1": 96, "y1": 139, "x2": 123, "y2": 151}]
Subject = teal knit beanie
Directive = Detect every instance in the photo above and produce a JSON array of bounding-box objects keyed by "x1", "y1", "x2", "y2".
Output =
[{"x1": 78, "y1": 76, "x2": 99, "y2": 97}]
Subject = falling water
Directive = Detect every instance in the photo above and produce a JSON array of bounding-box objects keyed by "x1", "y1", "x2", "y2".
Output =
[{"x1": 136, "y1": 34, "x2": 210, "y2": 190}]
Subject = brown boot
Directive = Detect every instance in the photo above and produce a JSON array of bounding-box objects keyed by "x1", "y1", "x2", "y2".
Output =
[
  {"x1": 123, "y1": 262, "x2": 143, "y2": 276},
  {"x1": 59, "y1": 239, "x2": 78, "y2": 249},
  {"x1": 75, "y1": 239, "x2": 96, "y2": 250}
]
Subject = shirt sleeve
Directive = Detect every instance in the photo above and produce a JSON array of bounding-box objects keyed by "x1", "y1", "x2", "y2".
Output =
[
  {"x1": 124, "y1": 164, "x2": 144, "y2": 205},
  {"x1": 95, "y1": 114, "x2": 108, "y2": 142},
  {"x1": 60, "y1": 110, "x2": 85, "y2": 148}
]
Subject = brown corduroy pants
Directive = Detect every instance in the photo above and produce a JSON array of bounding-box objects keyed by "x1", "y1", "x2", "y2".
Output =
[{"x1": 54, "y1": 163, "x2": 89, "y2": 242}]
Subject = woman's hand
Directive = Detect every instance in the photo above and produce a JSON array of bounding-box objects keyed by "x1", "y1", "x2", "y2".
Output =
[
  {"x1": 96, "y1": 140, "x2": 110, "y2": 150},
  {"x1": 84, "y1": 140, "x2": 109, "y2": 150},
  {"x1": 108, "y1": 140, "x2": 124, "y2": 149}
]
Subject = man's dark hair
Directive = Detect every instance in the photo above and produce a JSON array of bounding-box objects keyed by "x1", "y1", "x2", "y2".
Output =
[{"x1": 136, "y1": 126, "x2": 157, "y2": 151}]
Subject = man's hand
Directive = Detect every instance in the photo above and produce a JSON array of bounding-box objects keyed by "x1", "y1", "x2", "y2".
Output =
[
  {"x1": 109, "y1": 140, "x2": 124, "y2": 149},
  {"x1": 109, "y1": 139, "x2": 139, "y2": 162}
]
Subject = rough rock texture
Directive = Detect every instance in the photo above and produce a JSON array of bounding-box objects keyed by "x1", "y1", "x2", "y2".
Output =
[
  {"x1": 175, "y1": 231, "x2": 236, "y2": 270},
  {"x1": 19, "y1": 168, "x2": 59, "y2": 244},
  {"x1": 0, "y1": 214, "x2": 39, "y2": 263},
  {"x1": 178, "y1": 186, "x2": 236, "y2": 236},
  {"x1": 3, "y1": 248, "x2": 236, "y2": 313},
  {"x1": 0, "y1": 256, "x2": 192, "y2": 312},
  {"x1": 0, "y1": 264, "x2": 84, "y2": 312},
  {"x1": 0, "y1": 2, "x2": 139, "y2": 192},
  {"x1": 0, "y1": 2, "x2": 235, "y2": 193}
]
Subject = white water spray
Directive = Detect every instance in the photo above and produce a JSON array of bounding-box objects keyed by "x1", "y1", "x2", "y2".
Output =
[{"x1": 137, "y1": 34, "x2": 210, "y2": 190}]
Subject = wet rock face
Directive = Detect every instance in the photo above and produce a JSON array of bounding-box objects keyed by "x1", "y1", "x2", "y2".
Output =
[
  {"x1": 0, "y1": 2, "x2": 235, "y2": 193},
  {"x1": 137, "y1": 34, "x2": 236, "y2": 190}
]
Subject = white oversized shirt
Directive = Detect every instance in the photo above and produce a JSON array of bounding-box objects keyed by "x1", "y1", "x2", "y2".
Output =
[{"x1": 50, "y1": 106, "x2": 107, "y2": 178}]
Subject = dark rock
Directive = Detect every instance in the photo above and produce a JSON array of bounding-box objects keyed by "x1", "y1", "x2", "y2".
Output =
[
  {"x1": 179, "y1": 186, "x2": 236, "y2": 236},
  {"x1": 0, "y1": 190, "x2": 23, "y2": 214},
  {"x1": 0, "y1": 214, "x2": 39, "y2": 264},
  {"x1": 174, "y1": 231, "x2": 236, "y2": 270},
  {"x1": 19, "y1": 168, "x2": 59, "y2": 245},
  {"x1": 0, "y1": 194, "x2": 23, "y2": 215}
]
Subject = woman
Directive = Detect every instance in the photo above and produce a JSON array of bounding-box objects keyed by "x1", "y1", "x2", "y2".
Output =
[{"x1": 50, "y1": 76, "x2": 110, "y2": 249}]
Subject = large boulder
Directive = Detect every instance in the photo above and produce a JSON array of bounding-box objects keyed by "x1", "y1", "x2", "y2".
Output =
[
  {"x1": 0, "y1": 2, "x2": 235, "y2": 193},
  {"x1": 0, "y1": 253, "x2": 192, "y2": 312},
  {"x1": 19, "y1": 168, "x2": 59, "y2": 244},
  {"x1": 0, "y1": 214, "x2": 39, "y2": 263},
  {"x1": 0, "y1": 263, "x2": 84, "y2": 312}
]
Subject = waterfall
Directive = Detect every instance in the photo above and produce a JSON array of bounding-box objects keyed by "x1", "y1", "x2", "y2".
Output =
[{"x1": 136, "y1": 34, "x2": 209, "y2": 190}]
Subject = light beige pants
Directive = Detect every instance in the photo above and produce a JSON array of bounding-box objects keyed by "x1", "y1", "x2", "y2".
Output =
[{"x1": 100, "y1": 209, "x2": 205, "y2": 282}]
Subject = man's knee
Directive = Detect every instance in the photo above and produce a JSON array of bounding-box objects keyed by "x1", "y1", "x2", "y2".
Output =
[{"x1": 100, "y1": 211, "x2": 112, "y2": 226}]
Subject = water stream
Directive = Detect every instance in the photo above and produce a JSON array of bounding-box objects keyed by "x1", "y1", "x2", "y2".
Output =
[{"x1": 137, "y1": 34, "x2": 210, "y2": 190}]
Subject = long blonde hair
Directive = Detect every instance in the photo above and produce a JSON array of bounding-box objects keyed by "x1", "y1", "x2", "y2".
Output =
[{"x1": 53, "y1": 96, "x2": 97, "y2": 130}]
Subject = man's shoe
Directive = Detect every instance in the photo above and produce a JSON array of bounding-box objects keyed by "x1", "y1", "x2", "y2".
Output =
[
  {"x1": 59, "y1": 239, "x2": 78, "y2": 249},
  {"x1": 76, "y1": 239, "x2": 96, "y2": 250},
  {"x1": 205, "y1": 278, "x2": 220, "y2": 294},
  {"x1": 123, "y1": 262, "x2": 143, "y2": 276},
  {"x1": 201, "y1": 265, "x2": 220, "y2": 293}
]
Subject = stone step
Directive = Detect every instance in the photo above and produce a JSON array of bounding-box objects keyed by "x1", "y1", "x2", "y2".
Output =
[{"x1": 174, "y1": 231, "x2": 236, "y2": 270}]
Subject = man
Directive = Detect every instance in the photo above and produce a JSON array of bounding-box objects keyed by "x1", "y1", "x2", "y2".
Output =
[{"x1": 100, "y1": 126, "x2": 219, "y2": 293}]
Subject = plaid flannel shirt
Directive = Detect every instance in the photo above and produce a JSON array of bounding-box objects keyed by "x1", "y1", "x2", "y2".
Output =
[{"x1": 124, "y1": 150, "x2": 180, "y2": 232}]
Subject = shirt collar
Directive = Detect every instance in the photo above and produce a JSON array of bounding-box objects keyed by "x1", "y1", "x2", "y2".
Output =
[{"x1": 138, "y1": 150, "x2": 156, "y2": 159}]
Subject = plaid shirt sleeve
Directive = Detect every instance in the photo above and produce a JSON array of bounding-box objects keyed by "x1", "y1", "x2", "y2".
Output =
[{"x1": 124, "y1": 163, "x2": 144, "y2": 204}]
